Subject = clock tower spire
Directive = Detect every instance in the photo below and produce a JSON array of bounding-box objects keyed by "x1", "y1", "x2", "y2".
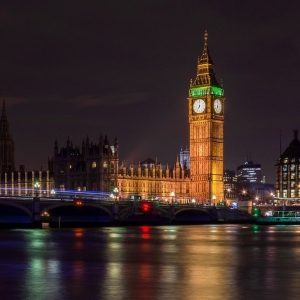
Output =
[{"x1": 188, "y1": 31, "x2": 225, "y2": 204}]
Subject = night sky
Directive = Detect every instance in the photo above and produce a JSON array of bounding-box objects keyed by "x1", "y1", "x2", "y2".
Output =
[{"x1": 1, "y1": 1, "x2": 300, "y2": 184}]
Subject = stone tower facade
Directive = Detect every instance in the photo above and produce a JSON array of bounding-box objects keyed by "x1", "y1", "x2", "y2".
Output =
[
  {"x1": 188, "y1": 31, "x2": 225, "y2": 203},
  {"x1": 0, "y1": 100, "x2": 15, "y2": 173}
]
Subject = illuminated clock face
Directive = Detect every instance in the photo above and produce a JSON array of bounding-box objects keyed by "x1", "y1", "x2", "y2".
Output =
[
  {"x1": 193, "y1": 99, "x2": 206, "y2": 113},
  {"x1": 214, "y1": 99, "x2": 222, "y2": 113}
]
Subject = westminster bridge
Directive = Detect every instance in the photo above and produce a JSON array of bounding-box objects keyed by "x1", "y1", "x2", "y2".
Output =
[{"x1": 0, "y1": 196, "x2": 254, "y2": 227}]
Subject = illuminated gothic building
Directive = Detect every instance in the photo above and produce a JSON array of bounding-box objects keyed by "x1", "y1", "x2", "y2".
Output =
[
  {"x1": 0, "y1": 100, "x2": 54, "y2": 196},
  {"x1": 188, "y1": 31, "x2": 225, "y2": 202},
  {"x1": 117, "y1": 157, "x2": 190, "y2": 201},
  {"x1": 275, "y1": 129, "x2": 300, "y2": 199},
  {"x1": 49, "y1": 135, "x2": 119, "y2": 192}
]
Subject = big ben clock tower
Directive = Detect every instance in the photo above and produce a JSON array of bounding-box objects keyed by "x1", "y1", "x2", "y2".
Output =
[{"x1": 188, "y1": 31, "x2": 224, "y2": 203}]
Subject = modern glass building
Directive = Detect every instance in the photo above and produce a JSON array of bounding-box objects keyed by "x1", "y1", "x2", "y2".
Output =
[{"x1": 237, "y1": 161, "x2": 262, "y2": 184}]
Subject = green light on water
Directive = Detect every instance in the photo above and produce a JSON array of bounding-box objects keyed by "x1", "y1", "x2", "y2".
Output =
[
  {"x1": 252, "y1": 224, "x2": 259, "y2": 233},
  {"x1": 189, "y1": 86, "x2": 224, "y2": 97}
]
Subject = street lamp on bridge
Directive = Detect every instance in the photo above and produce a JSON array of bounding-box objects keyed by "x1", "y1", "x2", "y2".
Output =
[
  {"x1": 212, "y1": 195, "x2": 216, "y2": 206},
  {"x1": 170, "y1": 191, "x2": 175, "y2": 205},
  {"x1": 34, "y1": 181, "x2": 40, "y2": 197}
]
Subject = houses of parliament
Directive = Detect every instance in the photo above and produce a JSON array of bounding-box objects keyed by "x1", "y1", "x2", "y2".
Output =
[{"x1": 0, "y1": 32, "x2": 225, "y2": 203}]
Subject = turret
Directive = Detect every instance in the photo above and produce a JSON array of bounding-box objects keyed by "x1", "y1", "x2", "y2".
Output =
[
  {"x1": 130, "y1": 164, "x2": 134, "y2": 177},
  {"x1": 114, "y1": 136, "x2": 119, "y2": 158},
  {"x1": 145, "y1": 163, "x2": 149, "y2": 177},
  {"x1": 175, "y1": 155, "x2": 180, "y2": 178},
  {"x1": 166, "y1": 164, "x2": 169, "y2": 178},
  {"x1": 103, "y1": 135, "x2": 110, "y2": 155}
]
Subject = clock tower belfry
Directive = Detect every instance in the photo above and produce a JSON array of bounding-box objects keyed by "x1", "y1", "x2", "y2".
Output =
[{"x1": 188, "y1": 31, "x2": 224, "y2": 204}]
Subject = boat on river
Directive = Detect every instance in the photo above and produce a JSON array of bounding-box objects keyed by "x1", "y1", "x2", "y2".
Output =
[{"x1": 256, "y1": 210, "x2": 300, "y2": 224}]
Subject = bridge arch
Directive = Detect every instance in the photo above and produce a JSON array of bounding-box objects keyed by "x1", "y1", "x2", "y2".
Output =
[
  {"x1": 40, "y1": 202, "x2": 113, "y2": 223},
  {"x1": 0, "y1": 200, "x2": 33, "y2": 223},
  {"x1": 174, "y1": 207, "x2": 212, "y2": 222},
  {"x1": 0, "y1": 200, "x2": 32, "y2": 217}
]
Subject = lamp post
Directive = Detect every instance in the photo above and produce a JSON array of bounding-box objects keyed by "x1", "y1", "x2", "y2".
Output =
[
  {"x1": 170, "y1": 191, "x2": 175, "y2": 205},
  {"x1": 113, "y1": 187, "x2": 119, "y2": 201},
  {"x1": 242, "y1": 190, "x2": 246, "y2": 200},
  {"x1": 212, "y1": 195, "x2": 216, "y2": 206},
  {"x1": 226, "y1": 188, "x2": 231, "y2": 205},
  {"x1": 34, "y1": 181, "x2": 40, "y2": 197},
  {"x1": 270, "y1": 192, "x2": 274, "y2": 205}
]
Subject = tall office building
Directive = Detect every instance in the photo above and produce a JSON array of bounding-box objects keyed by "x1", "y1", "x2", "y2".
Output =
[{"x1": 237, "y1": 161, "x2": 262, "y2": 184}]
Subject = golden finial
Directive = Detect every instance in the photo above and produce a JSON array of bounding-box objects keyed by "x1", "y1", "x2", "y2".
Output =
[{"x1": 204, "y1": 30, "x2": 208, "y2": 45}]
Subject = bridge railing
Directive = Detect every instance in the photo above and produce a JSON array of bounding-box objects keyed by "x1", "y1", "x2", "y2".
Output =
[{"x1": 270, "y1": 211, "x2": 300, "y2": 218}]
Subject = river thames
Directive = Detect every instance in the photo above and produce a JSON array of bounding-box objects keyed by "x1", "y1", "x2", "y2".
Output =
[{"x1": 1, "y1": 224, "x2": 300, "y2": 300}]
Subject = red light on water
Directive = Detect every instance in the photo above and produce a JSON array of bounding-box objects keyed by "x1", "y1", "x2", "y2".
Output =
[{"x1": 141, "y1": 226, "x2": 150, "y2": 233}]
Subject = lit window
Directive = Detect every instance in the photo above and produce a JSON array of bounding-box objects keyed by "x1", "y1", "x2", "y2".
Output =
[
  {"x1": 291, "y1": 181, "x2": 295, "y2": 188},
  {"x1": 92, "y1": 161, "x2": 96, "y2": 168},
  {"x1": 103, "y1": 161, "x2": 108, "y2": 168}
]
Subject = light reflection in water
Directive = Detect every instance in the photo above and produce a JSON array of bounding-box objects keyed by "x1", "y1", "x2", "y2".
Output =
[
  {"x1": 140, "y1": 225, "x2": 150, "y2": 239},
  {"x1": 2, "y1": 225, "x2": 300, "y2": 300}
]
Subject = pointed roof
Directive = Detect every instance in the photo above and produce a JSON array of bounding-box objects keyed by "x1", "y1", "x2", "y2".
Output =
[
  {"x1": 0, "y1": 99, "x2": 12, "y2": 140},
  {"x1": 198, "y1": 30, "x2": 214, "y2": 65},
  {"x1": 278, "y1": 130, "x2": 300, "y2": 163},
  {"x1": 190, "y1": 31, "x2": 223, "y2": 96},
  {"x1": 1, "y1": 99, "x2": 7, "y2": 122}
]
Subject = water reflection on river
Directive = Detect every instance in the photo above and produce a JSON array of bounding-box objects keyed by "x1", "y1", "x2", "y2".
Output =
[{"x1": 1, "y1": 224, "x2": 300, "y2": 300}]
